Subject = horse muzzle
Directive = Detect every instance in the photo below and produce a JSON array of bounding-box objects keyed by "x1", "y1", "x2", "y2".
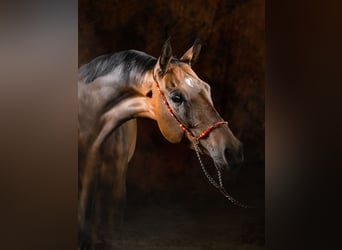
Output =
[
  {"x1": 210, "y1": 140, "x2": 244, "y2": 171},
  {"x1": 224, "y1": 141, "x2": 244, "y2": 169}
]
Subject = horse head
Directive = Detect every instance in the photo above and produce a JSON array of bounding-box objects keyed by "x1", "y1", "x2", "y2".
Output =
[{"x1": 150, "y1": 39, "x2": 244, "y2": 170}]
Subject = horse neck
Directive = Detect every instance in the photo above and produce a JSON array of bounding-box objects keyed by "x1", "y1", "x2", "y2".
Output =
[
  {"x1": 132, "y1": 68, "x2": 155, "y2": 98},
  {"x1": 99, "y1": 68, "x2": 156, "y2": 134},
  {"x1": 79, "y1": 64, "x2": 157, "y2": 149}
]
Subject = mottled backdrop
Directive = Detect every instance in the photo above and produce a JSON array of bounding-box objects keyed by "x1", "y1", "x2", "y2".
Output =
[{"x1": 79, "y1": 0, "x2": 264, "y2": 248}]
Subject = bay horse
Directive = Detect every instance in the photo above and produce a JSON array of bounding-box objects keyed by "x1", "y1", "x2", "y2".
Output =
[{"x1": 78, "y1": 39, "x2": 244, "y2": 249}]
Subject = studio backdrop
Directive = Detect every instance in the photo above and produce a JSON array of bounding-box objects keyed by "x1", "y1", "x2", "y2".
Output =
[{"x1": 79, "y1": 0, "x2": 264, "y2": 249}]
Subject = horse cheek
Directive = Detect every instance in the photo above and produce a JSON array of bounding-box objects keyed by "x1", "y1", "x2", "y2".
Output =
[{"x1": 157, "y1": 114, "x2": 184, "y2": 143}]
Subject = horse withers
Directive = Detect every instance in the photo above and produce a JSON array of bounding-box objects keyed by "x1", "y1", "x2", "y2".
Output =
[{"x1": 78, "y1": 39, "x2": 243, "y2": 249}]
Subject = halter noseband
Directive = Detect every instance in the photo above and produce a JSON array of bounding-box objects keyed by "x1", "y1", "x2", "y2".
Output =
[{"x1": 152, "y1": 70, "x2": 228, "y2": 143}]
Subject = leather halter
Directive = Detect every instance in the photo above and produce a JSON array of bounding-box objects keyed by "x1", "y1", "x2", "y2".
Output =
[{"x1": 152, "y1": 71, "x2": 228, "y2": 143}]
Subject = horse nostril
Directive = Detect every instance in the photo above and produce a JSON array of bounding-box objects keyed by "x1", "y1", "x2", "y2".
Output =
[
  {"x1": 224, "y1": 147, "x2": 234, "y2": 165},
  {"x1": 224, "y1": 147, "x2": 230, "y2": 157},
  {"x1": 238, "y1": 143, "x2": 244, "y2": 162},
  {"x1": 224, "y1": 143, "x2": 244, "y2": 167}
]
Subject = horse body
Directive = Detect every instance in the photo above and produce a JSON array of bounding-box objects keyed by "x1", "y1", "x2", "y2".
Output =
[
  {"x1": 78, "y1": 51, "x2": 156, "y2": 247},
  {"x1": 78, "y1": 41, "x2": 243, "y2": 249}
]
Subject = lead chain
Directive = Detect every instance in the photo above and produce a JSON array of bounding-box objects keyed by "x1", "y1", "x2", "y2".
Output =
[{"x1": 193, "y1": 141, "x2": 250, "y2": 208}]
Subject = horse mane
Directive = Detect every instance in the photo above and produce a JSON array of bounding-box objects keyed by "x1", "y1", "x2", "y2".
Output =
[{"x1": 79, "y1": 50, "x2": 157, "y2": 84}]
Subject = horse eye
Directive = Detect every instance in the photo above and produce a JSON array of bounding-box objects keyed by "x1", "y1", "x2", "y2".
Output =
[{"x1": 170, "y1": 94, "x2": 183, "y2": 104}]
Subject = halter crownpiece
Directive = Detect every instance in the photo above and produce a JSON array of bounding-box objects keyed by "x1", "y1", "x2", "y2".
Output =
[{"x1": 152, "y1": 68, "x2": 251, "y2": 208}]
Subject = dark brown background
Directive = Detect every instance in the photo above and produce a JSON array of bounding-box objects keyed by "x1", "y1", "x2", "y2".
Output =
[
  {"x1": 2, "y1": 0, "x2": 342, "y2": 250},
  {"x1": 79, "y1": 0, "x2": 264, "y2": 248}
]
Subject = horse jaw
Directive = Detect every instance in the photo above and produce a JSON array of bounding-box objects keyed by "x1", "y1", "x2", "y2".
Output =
[
  {"x1": 146, "y1": 82, "x2": 184, "y2": 143},
  {"x1": 157, "y1": 120, "x2": 184, "y2": 143}
]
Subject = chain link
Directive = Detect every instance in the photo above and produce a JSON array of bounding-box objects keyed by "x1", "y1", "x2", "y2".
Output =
[{"x1": 193, "y1": 141, "x2": 250, "y2": 208}]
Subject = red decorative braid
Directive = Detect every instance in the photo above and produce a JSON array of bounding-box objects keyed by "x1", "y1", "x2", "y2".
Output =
[{"x1": 153, "y1": 71, "x2": 228, "y2": 142}]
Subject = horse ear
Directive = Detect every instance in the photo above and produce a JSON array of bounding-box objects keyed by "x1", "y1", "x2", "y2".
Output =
[
  {"x1": 157, "y1": 38, "x2": 173, "y2": 75},
  {"x1": 180, "y1": 38, "x2": 202, "y2": 66}
]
